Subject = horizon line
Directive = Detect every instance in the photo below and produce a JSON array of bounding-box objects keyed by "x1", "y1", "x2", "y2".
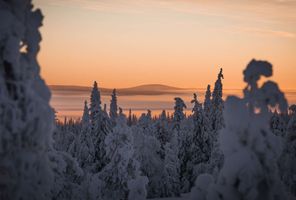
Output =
[{"x1": 48, "y1": 84, "x2": 296, "y2": 91}]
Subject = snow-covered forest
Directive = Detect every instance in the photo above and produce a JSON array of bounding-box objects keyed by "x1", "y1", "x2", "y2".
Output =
[{"x1": 1, "y1": 1, "x2": 296, "y2": 200}]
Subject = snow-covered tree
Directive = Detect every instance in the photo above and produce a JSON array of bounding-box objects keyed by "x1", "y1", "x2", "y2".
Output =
[
  {"x1": 99, "y1": 115, "x2": 146, "y2": 200},
  {"x1": 190, "y1": 174, "x2": 214, "y2": 200},
  {"x1": 278, "y1": 105, "x2": 296, "y2": 197},
  {"x1": 82, "y1": 100, "x2": 90, "y2": 126},
  {"x1": 289, "y1": 104, "x2": 296, "y2": 115},
  {"x1": 89, "y1": 81, "x2": 110, "y2": 171},
  {"x1": 127, "y1": 109, "x2": 133, "y2": 126},
  {"x1": 155, "y1": 110, "x2": 171, "y2": 152},
  {"x1": 172, "y1": 97, "x2": 191, "y2": 191},
  {"x1": 162, "y1": 131, "x2": 181, "y2": 197},
  {"x1": 53, "y1": 124, "x2": 75, "y2": 152},
  {"x1": 49, "y1": 150, "x2": 84, "y2": 200},
  {"x1": 270, "y1": 111, "x2": 287, "y2": 137},
  {"x1": 173, "y1": 97, "x2": 187, "y2": 130},
  {"x1": 212, "y1": 68, "x2": 224, "y2": 131},
  {"x1": 127, "y1": 176, "x2": 149, "y2": 200},
  {"x1": 90, "y1": 82, "x2": 102, "y2": 142},
  {"x1": 109, "y1": 89, "x2": 118, "y2": 125},
  {"x1": 193, "y1": 59, "x2": 289, "y2": 200},
  {"x1": 179, "y1": 93, "x2": 212, "y2": 193},
  {"x1": 90, "y1": 81, "x2": 101, "y2": 125},
  {"x1": 207, "y1": 69, "x2": 225, "y2": 179},
  {"x1": 204, "y1": 85, "x2": 213, "y2": 132},
  {"x1": 138, "y1": 110, "x2": 152, "y2": 126},
  {"x1": 132, "y1": 121, "x2": 164, "y2": 198},
  {"x1": 138, "y1": 110, "x2": 155, "y2": 137},
  {"x1": 69, "y1": 101, "x2": 95, "y2": 171},
  {"x1": 191, "y1": 93, "x2": 211, "y2": 167},
  {"x1": 0, "y1": 1, "x2": 54, "y2": 198}
]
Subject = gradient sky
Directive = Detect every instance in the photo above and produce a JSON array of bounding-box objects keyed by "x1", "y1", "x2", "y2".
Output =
[{"x1": 33, "y1": 0, "x2": 296, "y2": 89}]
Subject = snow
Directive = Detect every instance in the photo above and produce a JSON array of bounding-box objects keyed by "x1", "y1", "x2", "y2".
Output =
[
  {"x1": 151, "y1": 193, "x2": 191, "y2": 200},
  {"x1": 243, "y1": 59, "x2": 273, "y2": 85},
  {"x1": 0, "y1": 1, "x2": 54, "y2": 199},
  {"x1": 1, "y1": 1, "x2": 295, "y2": 198}
]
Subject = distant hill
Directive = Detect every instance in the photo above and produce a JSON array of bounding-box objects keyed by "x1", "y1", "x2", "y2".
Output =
[
  {"x1": 49, "y1": 84, "x2": 193, "y2": 96},
  {"x1": 125, "y1": 84, "x2": 186, "y2": 91}
]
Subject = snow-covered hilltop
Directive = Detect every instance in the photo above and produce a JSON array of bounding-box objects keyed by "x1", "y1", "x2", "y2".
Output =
[{"x1": 0, "y1": 1, "x2": 295, "y2": 200}]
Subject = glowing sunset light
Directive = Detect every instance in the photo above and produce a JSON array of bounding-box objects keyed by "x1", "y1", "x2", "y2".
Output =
[{"x1": 34, "y1": 0, "x2": 296, "y2": 90}]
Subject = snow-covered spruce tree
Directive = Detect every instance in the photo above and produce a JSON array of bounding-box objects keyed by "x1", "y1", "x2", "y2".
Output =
[
  {"x1": 82, "y1": 100, "x2": 90, "y2": 126},
  {"x1": 90, "y1": 80, "x2": 102, "y2": 132},
  {"x1": 48, "y1": 150, "x2": 84, "y2": 200},
  {"x1": 155, "y1": 110, "x2": 171, "y2": 155},
  {"x1": 192, "y1": 59, "x2": 289, "y2": 200},
  {"x1": 69, "y1": 100, "x2": 95, "y2": 171},
  {"x1": 211, "y1": 68, "x2": 224, "y2": 131},
  {"x1": 138, "y1": 110, "x2": 155, "y2": 137},
  {"x1": 289, "y1": 104, "x2": 296, "y2": 115},
  {"x1": 191, "y1": 93, "x2": 211, "y2": 164},
  {"x1": 162, "y1": 130, "x2": 181, "y2": 197},
  {"x1": 172, "y1": 97, "x2": 192, "y2": 192},
  {"x1": 52, "y1": 122, "x2": 75, "y2": 152},
  {"x1": 109, "y1": 89, "x2": 118, "y2": 125},
  {"x1": 127, "y1": 176, "x2": 149, "y2": 200},
  {"x1": 127, "y1": 108, "x2": 133, "y2": 126},
  {"x1": 270, "y1": 111, "x2": 287, "y2": 137},
  {"x1": 207, "y1": 69, "x2": 225, "y2": 179},
  {"x1": 171, "y1": 97, "x2": 191, "y2": 192},
  {"x1": 190, "y1": 93, "x2": 212, "y2": 184},
  {"x1": 0, "y1": 1, "x2": 54, "y2": 199},
  {"x1": 204, "y1": 85, "x2": 213, "y2": 131},
  {"x1": 103, "y1": 103, "x2": 107, "y2": 113},
  {"x1": 173, "y1": 97, "x2": 187, "y2": 130},
  {"x1": 132, "y1": 117, "x2": 164, "y2": 198},
  {"x1": 278, "y1": 105, "x2": 296, "y2": 197},
  {"x1": 68, "y1": 100, "x2": 89, "y2": 157},
  {"x1": 99, "y1": 115, "x2": 147, "y2": 200},
  {"x1": 90, "y1": 81, "x2": 110, "y2": 171}
]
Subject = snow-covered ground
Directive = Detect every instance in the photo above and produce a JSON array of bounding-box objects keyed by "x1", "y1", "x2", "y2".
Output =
[{"x1": 151, "y1": 193, "x2": 190, "y2": 200}]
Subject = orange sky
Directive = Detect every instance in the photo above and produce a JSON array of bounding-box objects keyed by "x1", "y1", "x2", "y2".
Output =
[{"x1": 34, "y1": 0, "x2": 296, "y2": 89}]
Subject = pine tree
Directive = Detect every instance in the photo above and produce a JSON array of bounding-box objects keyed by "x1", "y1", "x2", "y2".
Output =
[
  {"x1": 204, "y1": 85, "x2": 212, "y2": 131},
  {"x1": 278, "y1": 105, "x2": 296, "y2": 197},
  {"x1": 99, "y1": 116, "x2": 145, "y2": 200},
  {"x1": 208, "y1": 70, "x2": 225, "y2": 178},
  {"x1": 173, "y1": 97, "x2": 187, "y2": 130},
  {"x1": 90, "y1": 81, "x2": 101, "y2": 126},
  {"x1": 127, "y1": 109, "x2": 133, "y2": 127},
  {"x1": 270, "y1": 111, "x2": 287, "y2": 137},
  {"x1": 0, "y1": 2, "x2": 54, "y2": 198},
  {"x1": 155, "y1": 110, "x2": 171, "y2": 152},
  {"x1": 89, "y1": 81, "x2": 109, "y2": 171},
  {"x1": 163, "y1": 131, "x2": 181, "y2": 197},
  {"x1": 127, "y1": 176, "x2": 149, "y2": 200},
  {"x1": 212, "y1": 68, "x2": 224, "y2": 131},
  {"x1": 196, "y1": 59, "x2": 289, "y2": 200},
  {"x1": 289, "y1": 104, "x2": 296, "y2": 115},
  {"x1": 109, "y1": 89, "x2": 118, "y2": 125},
  {"x1": 70, "y1": 101, "x2": 95, "y2": 170},
  {"x1": 82, "y1": 100, "x2": 90, "y2": 127},
  {"x1": 103, "y1": 103, "x2": 107, "y2": 113},
  {"x1": 138, "y1": 110, "x2": 154, "y2": 136},
  {"x1": 132, "y1": 121, "x2": 164, "y2": 198},
  {"x1": 172, "y1": 97, "x2": 190, "y2": 192},
  {"x1": 48, "y1": 150, "x2": 84, "y2": 199},
  {"x1": 191, "y1": 93, "x2": 211, "y2": 172}
]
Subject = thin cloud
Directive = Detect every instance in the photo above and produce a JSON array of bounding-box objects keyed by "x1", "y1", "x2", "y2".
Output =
[
  {"x1": 36, "y1": 0, "x2": 296, "y2": 23},
  {"x1": 237, "y1": 27, "x2": 296, "y2": 38}
]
